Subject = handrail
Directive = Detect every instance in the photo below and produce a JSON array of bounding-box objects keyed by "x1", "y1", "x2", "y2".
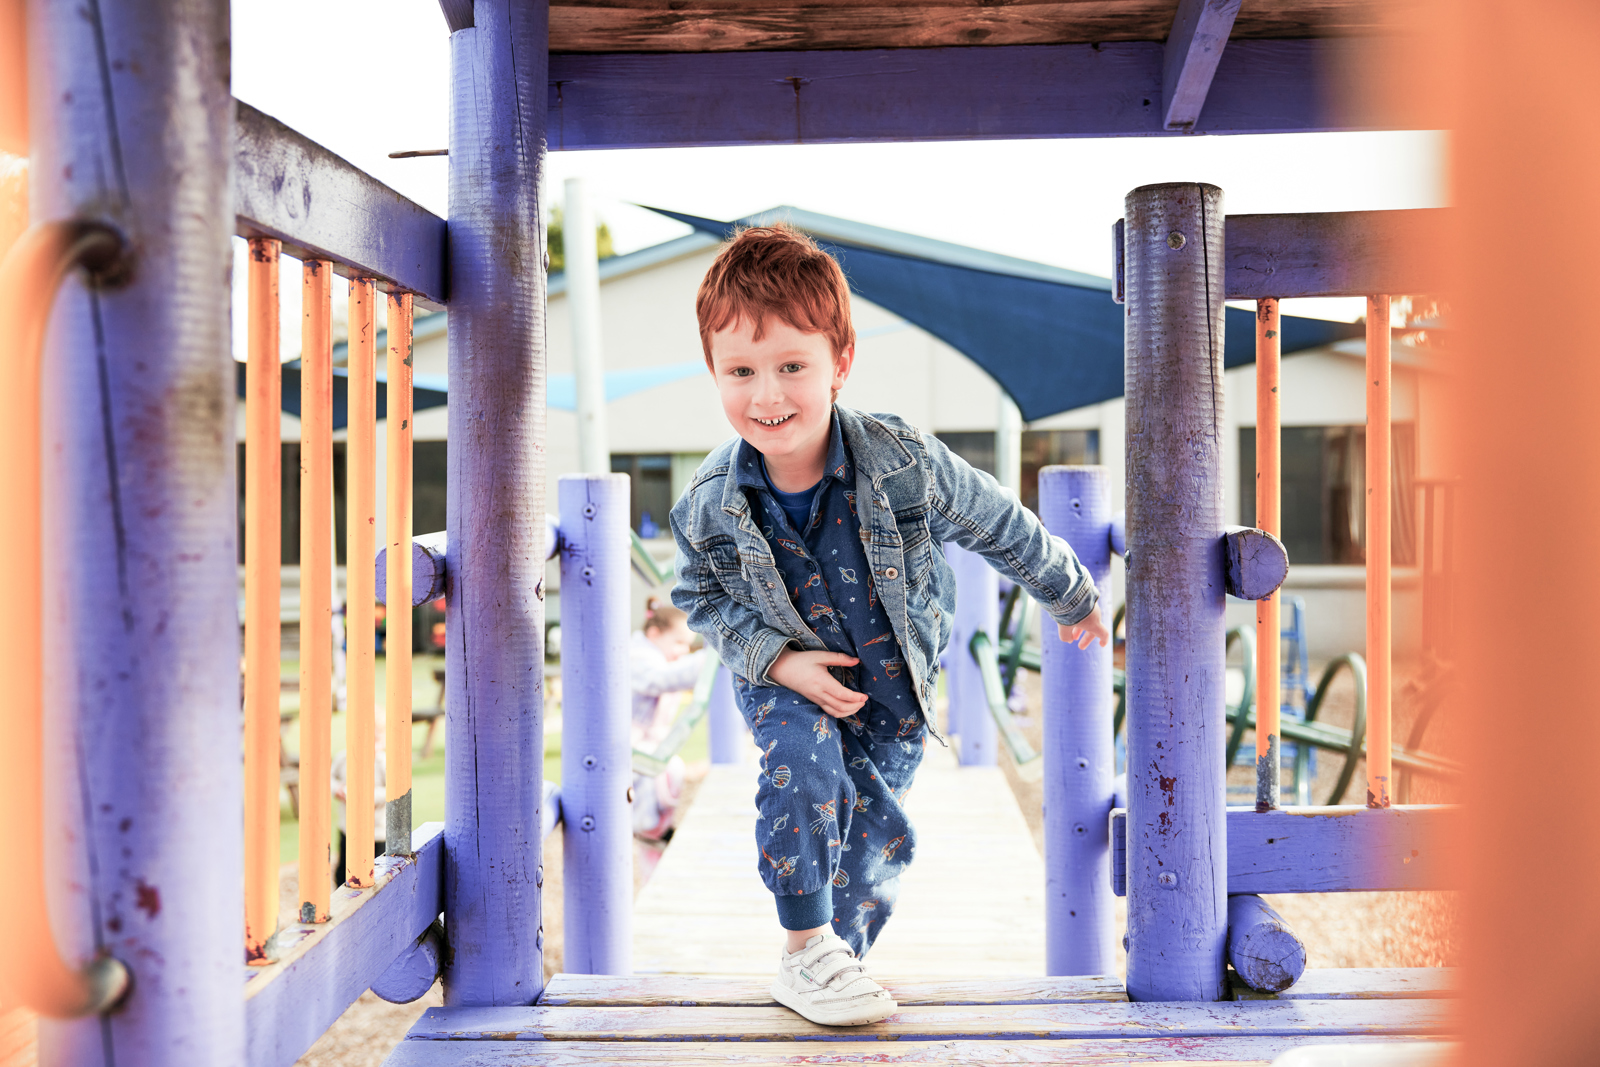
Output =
[
  {"x1": 969, "y1": 630, "x2": 1042, "y2": 780},
  {"x1": 632, "y1": 652, "x2": 721, "y2": 777},
  {"x1": 630, "y1": 527, "x2": 674, "y2": 587},
  {"x1": 0, "y1": 219, "x2": 130, "y2": 1015}
]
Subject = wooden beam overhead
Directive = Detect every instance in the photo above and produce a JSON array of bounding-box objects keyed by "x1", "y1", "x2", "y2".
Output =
[
  {"x1": 548, "y1": 38, "x2": 1417, "y2": 152},
  {"x1": 548, "y1": 0, "x2": 1387, "y2": 55},
  {"x1": 1163, "y1": 0, "x2": 1243, "y2": 131}
]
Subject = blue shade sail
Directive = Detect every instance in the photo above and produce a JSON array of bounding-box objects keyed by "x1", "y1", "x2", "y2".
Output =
[{"x1": 647, "y1": 206, "x2": 1363, "y2": 423}]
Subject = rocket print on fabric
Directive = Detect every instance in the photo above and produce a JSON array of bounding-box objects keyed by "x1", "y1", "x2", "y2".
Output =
[
  {"x1": 777, "y1": 538, "x2": 808, "y2": 558},
  {"x1": 802, "y1": 572, "x2": 823, "y2": 590},
  {"x1": 808, "y1": 603, "x2": 842, "y2": 633},
  {"x1": 896, "y1": 716, "x2": 919, "y2": 738},
  {"x1": 754, "y1": 697, "x2": 777, "y2": 727},
  {"x1": 863, "y1": 631, "x2": 894, "y2": 647},
  {"x1": 810, "y1": 801, "x2": 837, "y2": 835},
  {"x1": 813, "y1": 717, "x2": 831, "y2": 744},
  {"x1": 881, "y1": 835, "x2": 906, "y2": 862},
  {"x1": 867, "y1": 574, "x2": 878, "y2": 608},
  {"x1": 764, "y1": 849, "x2": 799, "y2": 879},
  {"x1": 760, "y1": 738, "x2": 778, "y2": 771},
  {"x1": 853, "y1": 794, "x2": 873, "y2": 814},
  {"x1": 844, "y1": 490, "x2": 857, "y2": 516}
]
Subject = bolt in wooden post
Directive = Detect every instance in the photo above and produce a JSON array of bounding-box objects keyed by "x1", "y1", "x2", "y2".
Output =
[
  {"x1": 244, "y1": 238, "x2": 283, "y2": 959},
  {"x1": 1038, "y1": 465, "x2": 1116, "y2": 977},
  {"x1": 1122, "y1": 182, "x2": 1229, "y2": 1002},
  {"x1": 442, "y1": 0, "x2": 551, "y2": 1005},
  {"x1": 1366, "y1": 294, "x2": 1393, "y2": 809},
  {"x1": 345, "y1": 277, "x2": 377, "y2": 887},
  {"x1": 299, "y1": 259, "x2": 334, "y2": 923},
  {"x1": 1255, "y1": 297, "x2": 1282, "y2": 811},
  {"x1": 559, "y1": 474, "x2": 634, "y2": 975}
]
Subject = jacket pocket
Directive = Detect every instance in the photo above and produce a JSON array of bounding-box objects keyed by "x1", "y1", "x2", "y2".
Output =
[{"x1": 705, "y1": 542, "x2": 758, "y2": 608}]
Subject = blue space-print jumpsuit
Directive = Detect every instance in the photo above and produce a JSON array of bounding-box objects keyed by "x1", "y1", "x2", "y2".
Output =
[{"x1": 730, "y1": 422, "x2": 927, "y2": 957}]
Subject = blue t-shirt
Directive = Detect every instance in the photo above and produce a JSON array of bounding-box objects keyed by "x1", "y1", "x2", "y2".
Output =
[{"x1": 760, "y1": 458, "x2": 821, "y2": 533}]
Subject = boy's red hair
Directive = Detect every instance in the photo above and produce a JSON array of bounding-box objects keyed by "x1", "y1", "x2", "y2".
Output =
[{"x1": 695, "y1": 224, "x2": 855, "y2": 368}]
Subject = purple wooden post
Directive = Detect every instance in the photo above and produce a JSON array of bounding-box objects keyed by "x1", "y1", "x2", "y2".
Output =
[
  {"x1": 708, "y1": 666, "x2": 744, "y2": 765},
  {"x1": 30, "y1": 1, "x2": 242, "y2": 1061},
  {"x1": 559, "y1": 474, "x2": 634, "y2": 975},
  {"x1": 1122, "y1": 182, "x2": 1229, "y2": 1002},
  {"x1": 1037, "y1": 466, "x2": 1116, "y2": 977},
  {"x1": 945, "y1": 544, "x2": 997, "y2": 766},
  {"x1": 442, "y1": 0, "x2": 551, "y2": 1005}
]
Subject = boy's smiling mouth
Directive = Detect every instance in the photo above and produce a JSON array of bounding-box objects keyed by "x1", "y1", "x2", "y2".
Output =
[{"x1": 754, "y1": 414, "x2": 796, "y2": 427}]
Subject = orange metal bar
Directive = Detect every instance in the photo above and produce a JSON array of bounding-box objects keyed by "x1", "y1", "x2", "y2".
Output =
[
  {"x1": 1365, "y1": 294, "x2": 1393, "y2": 809},
  {"x1": 298, "y1": 259, "x2": 334, "y2": 921},
  {"x1": 384, "y1": 293, "x2": 415, "y2": 853},
  {"x1": 244, "y1": 238, "x2": 283, "y2": 959},
  {"x1": 344, "y1": 278, "x2": 378, "y2": 887},
  {"x1": 1254, "y1": 297, "x2": 1282, "y2": 811},
  {"x1": 0, "y1": 220, "x2": 128, "y2": 1015}
]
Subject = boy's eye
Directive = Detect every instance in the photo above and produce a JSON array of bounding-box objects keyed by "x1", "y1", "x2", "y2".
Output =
[
  {"x1": 781, "y1": 362, "x2": 804, "y2": 373},
  {"x1": 729, "y1": 367, "x2": 753, "y2": 377}
]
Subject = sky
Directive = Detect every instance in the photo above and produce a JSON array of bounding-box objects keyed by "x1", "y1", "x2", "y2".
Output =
[{"x1": 231, "y1": 0, "x2": 1449, "y2": 356}]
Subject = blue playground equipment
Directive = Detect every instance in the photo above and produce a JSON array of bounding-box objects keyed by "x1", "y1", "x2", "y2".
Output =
[{"x1": 0, "y1": 2, "x2": 1460, "y2": 1064}]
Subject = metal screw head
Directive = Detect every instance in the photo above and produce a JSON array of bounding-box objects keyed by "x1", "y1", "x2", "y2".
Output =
[
  {"x1": 1158, "y1": 871, "x2": 1179, "y2": 888},
  {"x1": 580, "y1": 815, "x2": 596, "y2": 832},
  {"x1": 1075, "y1": 756, "x2": 1089, "y2": 770},
  {"x1": 1072, "y1": 822, "x2": 1087, "y2": 836},
  {"x1": 626, "y1": 786, "x2": 635, "y2": 803},
  {"x1": 536, "y1": 865, "x2": 544, "y2": 887},
  {"x1": 581, "y1": 565, "x2": 595, "y2": 579},
  {"x1": 1071, "y1": 497, "x2": 1082, "y2": 511},
  {"x1": 583, "y1": 754, "x2": 597, "y2": 769},
  {"x1": 583, "y1": 503, "x2": 596, "y2": 518},
  {"x1": 535, "y1": 579, "x2": 545, "y2": 601},
  {"x1": 1166, "y1": 230, "x2": 1187, "y2": 249}
]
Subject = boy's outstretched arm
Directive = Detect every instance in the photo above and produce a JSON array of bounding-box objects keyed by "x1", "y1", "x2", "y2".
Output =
[{"x1": 918, "y1": 429, "x2": 1103, "y2": 635}]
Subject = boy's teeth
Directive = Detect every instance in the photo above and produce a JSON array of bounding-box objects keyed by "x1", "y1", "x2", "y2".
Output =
[{"x1": 757, "y1": 415, "x2": 792, "y2": 426}]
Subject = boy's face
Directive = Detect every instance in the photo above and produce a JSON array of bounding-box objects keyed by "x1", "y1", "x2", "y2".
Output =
[{"x1": 709, "y1": 316, "x2": 853, "y2": 469}]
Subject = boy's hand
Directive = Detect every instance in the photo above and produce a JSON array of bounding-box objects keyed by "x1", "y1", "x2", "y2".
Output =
[
  {"x1": 768, "y1": 649, "x2": 870, "y2": 718},
  {"x1": 1058, "y1": 603, "x2": 1111, "y2": 650}
]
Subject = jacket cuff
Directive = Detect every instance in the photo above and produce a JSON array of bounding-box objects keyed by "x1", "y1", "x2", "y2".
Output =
[
  {"x1": 747, "y1": 628, "x2": 798, "y2": 686},
  {"x1": 1046, "y1": 579, "x2": 1100, "y2": 628}
]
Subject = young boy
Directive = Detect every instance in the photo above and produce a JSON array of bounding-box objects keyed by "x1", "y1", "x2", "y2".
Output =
[{"x1": 669, "y1": 225, "x2": 1108, "y2": 1027}]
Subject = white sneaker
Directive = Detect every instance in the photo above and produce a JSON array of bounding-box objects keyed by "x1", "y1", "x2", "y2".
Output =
[{"x1": 771, "y1": 933, "x2": 897, "y2": 1026}]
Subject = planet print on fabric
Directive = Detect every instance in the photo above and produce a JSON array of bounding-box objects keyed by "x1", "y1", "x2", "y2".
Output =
[{"x1": 771, "y1": 765, "x2": 792, "y2": 788}]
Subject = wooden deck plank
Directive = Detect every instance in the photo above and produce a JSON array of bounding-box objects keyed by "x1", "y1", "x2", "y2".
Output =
[
  {"x1": 539, "y1": 972, "x2": 1126, "y2": 1006},
  {"x1": 406, "y1": 999, "x2": 1449, "y2": 1042},
  {"x1": 386, "y1": 1035, "x2": 1450, "y2": 1066},
  {"x1": 632, "y1": 748, "x2": 1046, "y2": 975},
  {"x1": 1234, "y1": 968, "x2": 1457, "y2": 1001}
]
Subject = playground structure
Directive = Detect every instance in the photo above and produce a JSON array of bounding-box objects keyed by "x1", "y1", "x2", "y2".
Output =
[{"x1": 7, "y1": 0, "x2": 1558, "y2": 1064}]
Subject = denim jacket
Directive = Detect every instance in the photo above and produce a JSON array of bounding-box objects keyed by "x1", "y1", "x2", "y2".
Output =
[{"x1": 668, "y1": 406, "x2": 1098, "y2": 722}]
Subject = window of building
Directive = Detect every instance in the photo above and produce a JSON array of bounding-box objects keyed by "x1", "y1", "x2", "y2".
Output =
[
  {"x1": 1239, "y1": 425, "x2": 1416, "y2": 566},
  {"x1": 936, "y1": 429, "x2": 1099, "y2": 514},
  {"x1": 611, "y1": 453, "x2": 674, "y2": 537}
]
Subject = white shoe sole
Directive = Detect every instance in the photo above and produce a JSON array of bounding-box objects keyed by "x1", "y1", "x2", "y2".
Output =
[{"x1": 771, "y1": 982, "x2": 897, "y2": 1027}]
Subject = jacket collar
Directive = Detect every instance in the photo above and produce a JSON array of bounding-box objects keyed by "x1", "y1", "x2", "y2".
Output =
[{"x1": 720, "y1": 405, "x2": 915, "y2": 516}]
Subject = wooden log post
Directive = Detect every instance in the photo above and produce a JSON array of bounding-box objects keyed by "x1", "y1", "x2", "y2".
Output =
[
  {"x1": 945, "y1": 544, "x2": 999, "y2": 765},
  {"x1": 559, "y1": 475, "x2": 635, "y2": 975},
  {"x1": 30, "y1": 0, "x2": 242, "y2": 1057},
  {"x1": 1122, "y1": 182, "x2": 1229, "y2": 1002},
  {"x1": 442, "y1": 0, "x2": 552, "y2": 1005},
  {"x1": 1226, "y1": 894, "x2": 1307, "y2": 994},
  {"x1": 1037, "y1": 466, "x2": 1116, "y2": 977}
]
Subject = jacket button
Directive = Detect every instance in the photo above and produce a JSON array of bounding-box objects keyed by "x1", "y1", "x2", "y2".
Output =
[{"x1": 884, "y1": 567, "x2": 899, "y2": 580}]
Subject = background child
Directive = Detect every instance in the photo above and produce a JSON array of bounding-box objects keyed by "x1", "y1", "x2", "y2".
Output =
[
  {"x1": 670, "y1": 225, "x2": 1107, "y2": 1027},
  {"x1": 630, "y1": 596, "x2": 704, "y2": 840}
]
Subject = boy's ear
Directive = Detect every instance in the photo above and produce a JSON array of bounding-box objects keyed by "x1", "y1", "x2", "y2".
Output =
[{"x1": 833, "y1": 344, "x2": 855, "y2": 390}]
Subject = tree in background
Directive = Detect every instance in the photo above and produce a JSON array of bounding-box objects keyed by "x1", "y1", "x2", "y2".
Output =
[{"x1": 547, "y1": 204, "x2": 616, "y2": 273}]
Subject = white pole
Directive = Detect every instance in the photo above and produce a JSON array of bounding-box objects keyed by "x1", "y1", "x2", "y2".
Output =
[
  {"x1": 996, "y1": 391, "x2": 1023, "y2": 494},
  {"x1": 566, "y1": 177, "x2": 609, "y2": 474}
]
